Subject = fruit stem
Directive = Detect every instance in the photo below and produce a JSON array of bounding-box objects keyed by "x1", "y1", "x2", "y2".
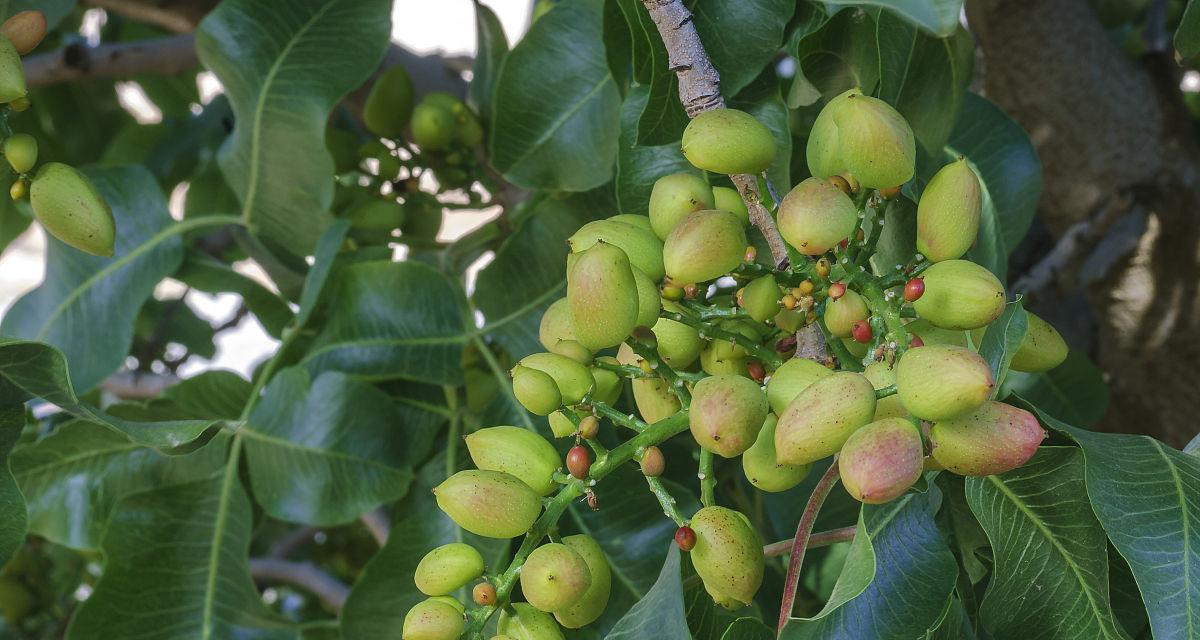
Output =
[
  {"x1": 666, "y1": 311, "x2": 783, "y2": 368},
  {"x1": 465, "y1": 411, "x2": 693, "y2": 637},
  {"x1": 777, "y1": 458, "x2": 841, "y2": 635},
  {"x1": 815, "y1": 317, "x2": 864, "y2": 372},
  {"x1": 762, "y1": 525, "x2": 857, "y2": 557},
  {"x1": 627, "y1": 338, "x2": 692, "y2": 406},
  {"x1": 698, "y1": 449, "x2": 716, "y2": 506},
  {"x1": 680, "y1": 298, "x2": 750, "y2": 321},
  {"x1": 852, "y1": 200, "x2": 885, "y2": 269},
  {"x1": 587, "y1": 399, "x2": 649, "y2": 433},
  {"x1": 874, "y1": 384, "x2": 898, "y2": 399},
  {"x1": 646, "y1": 475, "x2": 687, "y2": 525},
  {"x1": 854, "y1": 276, "x2": 911, "y2": 357}
]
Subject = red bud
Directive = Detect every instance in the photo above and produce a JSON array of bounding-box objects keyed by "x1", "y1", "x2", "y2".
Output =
[
  {"x1": 828, "y1": 282, "x2": 846, "y2": 300},
  {"x1": 674, "y1": 526, "x2": 696, "y2": 551},
  {"x1": 567, "y1": 445, "x2": 591, "y2": 479},
  {"x1": 903, "y1": 278, "x2": 924, "y2": 302},
  {"x1": 851, "y1": 320, "x2": 873, "y2": 343},
  {"x1": 747, "y1": 361, "x2": 766, "y2": 384}
]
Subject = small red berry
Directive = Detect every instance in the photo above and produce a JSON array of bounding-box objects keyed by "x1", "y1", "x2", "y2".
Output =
[
  {"x1": 674, "y1": 526, "x2": 696, "y2": 551},
  {"x1": 473, "y1": 582, "x2": 497, "y2": 606},
  {"x1": 903, "y1": 277, "x2": 925, "y2": 302},
  {"x1": 839, "y1": 238, "x2": 849, "y2": 250},
  {"x1": 747, "y1": 361, "x2": 766, "y2": 384},
  {"x1": 908, "y1": 333, "x2": 924, "y2": 348},
  {"x1": 640, "y1": 446, "x2": 665, "y2": 477},
  {"x1": 566, "y1": 445, "x2": 590, "y2": 479},
  {"x1": 851, "y1": 319, "x2": 873, "y2": 343},
  {"x1": 828, "y1": 282, "x2": 847, "y2": 300}
]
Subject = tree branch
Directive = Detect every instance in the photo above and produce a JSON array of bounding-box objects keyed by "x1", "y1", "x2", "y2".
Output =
[
  {"x1": 639, "y1": 0, "x2": 790, "y2": 269},
  {"x1": 359, "y1": 508, "x2": 390, "y2": 547},
  {"x1": 763, "y1": 525, "x2": 856, "y2": 557},
  {"x1": 23, "y1": 35, "x2": 199, "y2": 87},
  {"x1": 248, "y1": 558, "x2": 350, "y2": 612},
  {"x1": 83, "y1": 0, "x2": 198, "y2": 33}
]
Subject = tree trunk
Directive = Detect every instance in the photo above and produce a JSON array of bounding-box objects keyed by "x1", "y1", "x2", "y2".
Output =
[{"x1": 968, "y1": 0, "x2": 1200, "y2": 446}]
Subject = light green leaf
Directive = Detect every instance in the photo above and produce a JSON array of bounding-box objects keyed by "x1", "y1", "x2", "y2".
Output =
[
  {"x1": 977, "y1": 299, "x2": 1027, "y2": 393},
  {"x1": 875, "y1": 11, "x2": 973, "y2": 153},
  {"x1": 242, "y1": 368, "x2": 415, "y2": 526},
  {"x1": 606, "y1": 545, "x2": 690, "y2": 640},
  {"x1": 1022, "y1": 402, "x2": 1200, "y2": 640},
  {"x1": 2, "y1": 165, "x2": 186, "y2": 392},
  {"x1": 196, "y1": 0, "x2": 392, "y2": 254},
  {"x1": 300, "y1": 260, "x2": 468, "y2": 385},
  {"x1": 469, "y1": 0, "x2": 508, "y2": 121},
  {"x1": 966, "y1": 447, "x2": 1128, "y2": 639},
  {"x1": 11, "y1": 420, "x2": 225, "y2": 550},
  {"x1": 489, "y1": 0, "x2": 620, "y2": 191},
  {"x1": 0, "y1": 339, "x2": 225, "y2": 448},
  {"x1": 65, "y1": 470, "x2": 297, "y2": 640},
  {"x1": 340, "y1": 458, "x2": 508, "y2": 640},
  {"x1": 828, "y1": 0, "x2": 964, "y2": 37}
]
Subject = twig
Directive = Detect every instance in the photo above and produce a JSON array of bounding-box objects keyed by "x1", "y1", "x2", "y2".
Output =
[
  {"x1": 360, "y1": 509, "x2": 390, "y2": 547},
  {"x1": 268, "y1": 526, "x2": 318, "y2": 559},
  {"x1": 646, "y1": 474, "x2": 687, "y2": 525},
  {"x1": 640, "y1": 0, "x2": 790, "y2": 270},
  {"x1": 23, "y1": 35, "x2": 198, "y2": 87},
  {"x1": 1010, "y1": 196, "x2": 1134, "y2": 301},
  {"x1": 249, "y1": 558, "x2": 350, "y2": 612},
  {"x1": 777, "y1": 459, "x2": 841, "y2": 634},
  {"x1": 763, "y1": 525, "x2": 857, "y2": 557},
  {"x1": 98, "y1": 370, "x2": 179, "y2": 399},
  {"x1": 83, "y1": 0, "x2": 198, "y2": 33}
]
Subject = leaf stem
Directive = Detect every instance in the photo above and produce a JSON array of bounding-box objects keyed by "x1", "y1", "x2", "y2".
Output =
[
  {"x1": 762, "y1": 525, "x2": 857, "y2": 557},
  {"x1": 777, "y1": 459, "x2": 841, "y2": 634}
]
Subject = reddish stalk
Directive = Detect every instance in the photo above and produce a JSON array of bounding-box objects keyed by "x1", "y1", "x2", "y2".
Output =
[
  {"x1": 762, "y1": 525, "x2": 857, "y2": 558},
  {"x1": 776, "y1": 459, "x2": 841, "y2": 635}
]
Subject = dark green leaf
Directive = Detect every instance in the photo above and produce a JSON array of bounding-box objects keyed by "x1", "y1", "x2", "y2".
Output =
[
  {"x1": 977, "y1": 299, "x2": 1027, "y2": 393},
  {"x1": 196, "y1": 0, "x2": 392, "y2": 254},
  {"x1": 0, "y1": 0, "x2": 74, "y2": 28},
  {"x1": 2, "y1": 166, "x2": 184, "y2": 392},
  {"x1": 161, "y1": 370, "x2": 253, "y2": 420},
  {"x1": 1001, "y1": 350, "x2": 1108, "y2": 427},
  {"x1": 829, "y1": 0, "x2": 964, "y2": 37},
  {"x1": 616, "y1": 85, "x2": 695, "y2": 213},
  {"x1": 943, "y1": 93, "x2": 1042, "y2": 280},
  {"x1": 616, "y1": 0, "x2": 689, "y2": 145},
  {"x1": 690, "y1": 0, "x2": 796, "y2": 98},
  {"x1": 783, "y1": 487, "x2": 957, "y2": 638},
  {"x1": 469, "y1": 0, "x2": 509, "y2": 121},
  {"x1": 966, "y1": 447, "x2": 1127, "y2": 639},
  {"x1": 0, "y1": 339, "x2": 223, "y2": 449},
  {"x1": 473, "y1": 197, "x2": 594, "y2": 360},
  {"x1": 65, "y1": 471, "x2": 297, "y2": 639},
  {"x1": 175, "y1": 253, "x2": 294, "y2": 338},
  {"x1": 1023, "y1": 403, "x2": 1200, "y2": 640},
  {"x1": 605, "y1": 545, "x2": 690, "y2": 640},
  {"x1": 875, "y1": 12, "x2": 973, "y2": 153},
  {"x1": 11, "y1": 420, "x2": 225, "y2": 550},
  {"x1": 1176, "y1": 0, "x2": 1199, "y2": 58},
  {"x1": 340, "y1": 458, "x2": 508, "y2": 640},
  {"x1": 0, "y1": 197, "x2": 30, "y2": 256},
  {"x1": 719, "y1": 618, "x2": 774, "y2": 640},
  {"x1": 1109, "y1": 547, "x2": 1150, "y2": 638},
  {"x1": 870, "y1": 196, "x2": 917, "y2": 271},
  {"x1": 242, "y1": 368, "x2": 416, "y2": 526},
  {"x1": 295, "y1": 218, "x2": 350, "y2": 328},
  {"x1": 791, "y1": 9, "x2": 880, "y2": 100},
  {"x1": 0, "y1": 383, "x2": 26, "y2": 566},
  {"x1": 300, "y1": 260, "x2": 468, "y2": 385},
  {"x1": 731, "y1": 69, "x2": 793, "y2": 187},
  {"x1": 489, "y1": 0, "x2": 621, "y2": 191}
]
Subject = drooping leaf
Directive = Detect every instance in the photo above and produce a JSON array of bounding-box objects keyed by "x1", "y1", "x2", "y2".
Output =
[
  {"x1": 196, "y1": 0, "x2": 392, "y2": 254},
  {"x1": 65, "y1": 469, "x2": 297, "y2": 640},
  {"x1": 943, "y1": 93, "x2": 1042, "y2": 281},
  {"x1": 11, "y1": 420, "x2": 226, "y2": 550},
  {"x1": 690, "y1": 0, "x2": 797, "y2": 98},
  {"x1": 295, "y1": 218, "x2": 350, "y2": 328},
  {"x1": 2, "y1": 165, "x2": 185, "y2": 392},
  {"x1": 1001, "y1": 350, "x2": 1108, "y2": 427},
  {"x1": 616, "y1": 85, "x2": 695, "y2": 213},
  {"x1": 977, "y1": 299, "x2": 1027, "y2": 393},
  {"x1": 175, "y1": 252, "x2": 294, "y2": 338},
  {"x1": 0, "y1": 382, "x2": 26, "y2": 567},
  {"x1": 791, "y1": 9, "x2": 880, "y2": 101},
  {"x1": 0, "y1": 339, "x2": 224, "y2": 449},
  {"x1": 828, "y1": 0, "x2": 964, "y2": 37},
  {"x1": 469, "y1": 0, "x2": 509, "y2": 122},
  {"x1": 966, "y1": 447, "x2": 1127, "y2": 639},
  {"x1": 300, "y1": 260, "x2": 468, "y2": 385},
  {"x1": 605, "y1": 545, "x2": 690, "y2": 640},
  {"x1": 1022, "y1": 402, "x2": 1200, "y2": 640},
  {"x1": 875, "y1": 11, "x2": 973, "y2": 153},
  {"x1": 783, "y1": 486, "x2": 957, "y2": 638},
  {"x1": 489, "y1": 0, "x2": 621, "y2": 191},
  {"x1": 340, "y1": 458, "x2": 508, "y2": 640},
  {"x1": 242, "y1": 368, "x2": 416, "y2": 526}
]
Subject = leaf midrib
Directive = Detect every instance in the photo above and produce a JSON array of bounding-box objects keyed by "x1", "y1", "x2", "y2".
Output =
[
  {"x1": 986, "y1": 473, "x2": 1122, "y2": 637},
  {"x1": 1151, "y1": 439, "x2": 1194, "y2": 639}
]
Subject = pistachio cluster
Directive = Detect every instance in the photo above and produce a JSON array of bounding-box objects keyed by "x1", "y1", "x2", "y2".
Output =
[{"x1": 406, "y1": 100, "x2": 1067, "y2": 639}]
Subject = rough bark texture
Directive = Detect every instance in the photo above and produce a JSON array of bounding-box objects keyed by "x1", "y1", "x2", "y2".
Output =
[
  {"x1": 969, "y1": 0, "x2": 1200, "y2": 446},
  {"x1": 640, "y1": 0, "x2": 791, "y2": 269}
]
